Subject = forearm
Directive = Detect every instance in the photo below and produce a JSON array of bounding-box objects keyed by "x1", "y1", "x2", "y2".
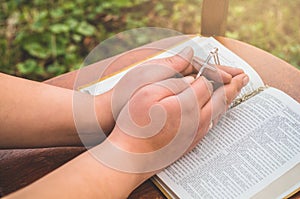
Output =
[
  {"x1": 0, "y1": 73, "x2": 113, "y2": 148},
  {"x1": 4, "y1": 144, "x2": 149, "y2": 199}
]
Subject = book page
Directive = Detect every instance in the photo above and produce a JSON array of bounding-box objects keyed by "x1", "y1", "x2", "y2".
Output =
[
  {"x1": 252, "y1": 163, "x2": 300, "y2": 199},
  {"x1": 80, "y1": 36, "x2": 205, "y2": 95},
  {"x1": 79, "y1": 36, "x2": 264, "y2": 96},
  {"x1": 156, "y1": 87, "x2": 300, "y2": 198}
]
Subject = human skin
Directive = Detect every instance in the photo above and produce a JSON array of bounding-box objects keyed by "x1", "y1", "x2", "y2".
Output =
[
  {"x1": 0, "y1": 47, "x2": 238, "y2": 148},
  {"x1": 1, "y1": 47, "x2": 248, "y2": 198}
]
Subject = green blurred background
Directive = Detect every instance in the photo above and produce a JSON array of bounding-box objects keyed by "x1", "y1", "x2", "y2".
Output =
[{"x1": 1, "y1": 0, "x2": 299, "y2": 81}]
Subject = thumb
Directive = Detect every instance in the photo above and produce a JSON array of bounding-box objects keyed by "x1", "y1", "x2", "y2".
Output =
[
  {"x1": 149, "y1": 76, "x2": 195, "y2": 101},
  {"x1": 111, "y1": 47, "x2": 194, "y2": 119},
  {"x1": 145, "y1": 46, "x2": 194, "y2": 75}
]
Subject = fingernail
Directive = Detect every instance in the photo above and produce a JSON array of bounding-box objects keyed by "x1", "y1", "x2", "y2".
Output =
[
  {"x1": 179, "y1": 46, "x2": 193, "y2": 57},
  {"x1": 243, "y1": 75, "x2": 249, "y2": 86},
  {"x1": 183, "y1": 76, "x2": 195, "y2": 84}
]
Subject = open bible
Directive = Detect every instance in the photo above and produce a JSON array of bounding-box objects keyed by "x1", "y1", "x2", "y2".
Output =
[{"x1": 79, "y1": 36, "x2": 300, "y2": 198}]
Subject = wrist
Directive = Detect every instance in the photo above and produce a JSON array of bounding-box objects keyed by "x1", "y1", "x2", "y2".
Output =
[{"x1": 90, "y1": 142, "x2": 154, "y2": 198}]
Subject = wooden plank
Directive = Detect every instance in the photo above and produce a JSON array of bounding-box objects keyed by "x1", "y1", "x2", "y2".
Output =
[
  {"x1": 0, "y1": 147, "x2": 86, "y2": 197},
  {"x1": 201, "y1": 0, "x2": 229, "y2": 36}
]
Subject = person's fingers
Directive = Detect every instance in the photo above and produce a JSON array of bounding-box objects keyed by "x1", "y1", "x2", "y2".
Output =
[
  {"x1": 189, "y1": 73, "x2": 249, "y2": 148},
  {"x1": 192, "y1": 56, "x2": 244, "y2": 77},
  {"x1": 118, "y1": 76, "x2": 196, "y2": 139},
  {"x1": 188, "y1": 95, "x2": 213, "y2": 148},
  {"x1": 154, "y1": 76, "x2": 213, "y2": 152},
  {"x1": 192, "y1": 57, "x2": 232, "y2": 84},
  {"x1": 211, "y1": 73, "x2": 248, "y2": 120},
  {"x1": 154, "y1": 76, "x2": 195, "y2": 98},
  {"x1": 216, "y1": 65, "x2": 245, "y2": 77},
  {"x1": 145, "y1": 46, "x2": 194, "y2": 78},
  {"x1": 177, "y1": 76, "x2": 213, "y2": 109},
  {"x1": 111, "y1": 48, "x2": 194, "y2": 118},
  {"x1": 112, "y1": 46, "x2": 193, "y2": 102},
  {"x1": 203, "y1": 67, "x2": 232, "y2": 84},
  {"x1": 222, "y1": 73, "x2": 249, "y2": 105},
  {"x1": 134, "y1": 76, "x2": 195, "y2": 103},
  {"x1": 159, "y1": 76, "x2": 213, "y2": 115},
  {"x1": 192, "y1": 56, "x2": 246, "y2": 84},
  {"x1": 181, "y1": 63, "x2": 196, "y2": 76}
]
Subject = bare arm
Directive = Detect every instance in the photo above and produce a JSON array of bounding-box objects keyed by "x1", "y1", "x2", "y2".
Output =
[
  {"x1": 0, "y1": 73, "x2": 113, "y2": 148},
  {"x1": 3, "y1": 47, "x2": 248, "y2": 198},
  {"x1": 5, "y1": 74, "x2": 248, "y2": 199},
  {"x1": 0, "y1": 46, "x2": 234, "y2": 149}
]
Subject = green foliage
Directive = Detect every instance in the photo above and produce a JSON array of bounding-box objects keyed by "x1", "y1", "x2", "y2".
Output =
[
  {"x1": 0, "y1": 0, "x2": 143, "y2": 80},
  {"x1": 0, "y1": 0, "x2": 299, "y2": 81},
  {"x1": 226, "y1": 0, "x2": 300, "y2": 69}
]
